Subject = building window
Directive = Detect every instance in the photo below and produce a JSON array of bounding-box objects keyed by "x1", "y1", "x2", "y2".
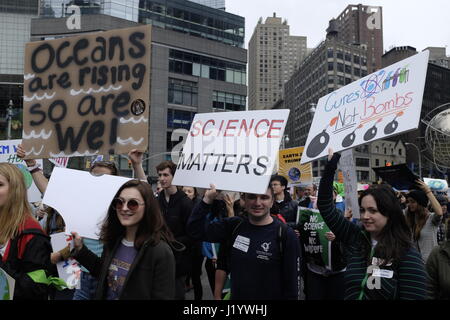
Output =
[
  {"x1": 356, "y1": 158, "x2": 370, "y2": 167},
  {"x1": 337, "y1": 63, "x2": 344, "y2": 72},
  {"x1": 357, "y1": 170, "x2": 369, "y2": 181},
  {"x1": 213, "y1": 91, "x2": 246, "y2": 111},
  {"x1": 375, "y1": 159, "x2": 380, "y2": 166},
  {"x1": 168, "y1": 78, "x2": 198, "y2": 107},
  {"x1": 399, "y1": 148, "x2": 402, "y2": 156},
  {"x1": 167, "y1": 109, "x2": 196, "y2": 130},
  {"x1": 328, "y1": 62, "x2": 334, "y2": 71}
]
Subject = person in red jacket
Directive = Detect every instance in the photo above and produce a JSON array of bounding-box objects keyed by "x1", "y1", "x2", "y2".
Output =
[{"x1": 0, "y1": 163, "x2": 53, "y2": 300}]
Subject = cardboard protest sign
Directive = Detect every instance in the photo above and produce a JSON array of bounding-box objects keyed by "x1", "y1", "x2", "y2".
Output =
[
  {"x1": 172, "y1": 110, "x2": 290, "y2": 194},
  {"x1": 42, "y1": 167, "x2": 131, "y2": 239},
  {"x1": 22, "y1": 25, "x2": 151, "y2": 159},
  {"x1": 372, "y1": 163, "x2": 419, "y2": 191},
  {"x1": 278, "y1": 147, "x2": 312, "y2": 187},
  {"x1": 49, "y1": 157, "x2": 69, "y2": 168},
  {"x1": 301, "y1": 51, "x2": 429, "y2": 164},
  {"x1": 297, "y1": 207, "x2": 331, "y2": 268},
  {"x1": 0, "y1": 268, "x2": 15, "y2": 300},
  {"x1": 338, "y1": 149, "x2": 360, "y2": 218},
  {"x1": 0, "y1": 139, "x2": 43, "y2": 202},
  {"x1": 50, "y1": 233, "x2": 81, "y2": 289}
]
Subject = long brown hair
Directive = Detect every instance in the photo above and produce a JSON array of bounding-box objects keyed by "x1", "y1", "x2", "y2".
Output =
[
  {"x1": 99, "y1": 180, "x2": 174, "y2": 250},
  {"x1": 0, "y1": 163, "x2": 33, "y2": 244},
  {"x1": 405, "y1": 201, "x2": 428, "y2": 241}
]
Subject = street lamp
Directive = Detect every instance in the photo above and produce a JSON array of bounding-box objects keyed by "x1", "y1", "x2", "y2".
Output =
[
  {"x1": 6, "y1": 100, "x2": 13, "y2": 140},
  {"x1": 405, "y1": 142, "x2": 422, "y2": 178}
]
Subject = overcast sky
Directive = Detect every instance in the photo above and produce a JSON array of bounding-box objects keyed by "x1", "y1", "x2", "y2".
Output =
[{"x1": 226, "y1": 0, "x2": 450, "y2": 53}]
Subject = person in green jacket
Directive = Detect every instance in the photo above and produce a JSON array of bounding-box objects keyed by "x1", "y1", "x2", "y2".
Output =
[
  {"x1": 426, "y1": 219, "x2": 450, "y2": 299},
  {"x1": 317, "y1": 149, "x2": 428, "y2": 300}
]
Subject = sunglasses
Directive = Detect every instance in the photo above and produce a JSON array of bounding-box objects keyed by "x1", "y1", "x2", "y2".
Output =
[{"x1": 112, "y1": 198, "x2": 145, "y2": 211}]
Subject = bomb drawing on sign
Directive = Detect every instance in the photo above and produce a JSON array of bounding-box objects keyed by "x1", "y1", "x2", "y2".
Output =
[
  {"x1": 363, "y1": 118, "x2": 383, "y2": 141},
  {"x1": 306, "y1": 116, "x2": 339, "y2": 158},
  {"x1": 384, "y1": 111, "x2": 404, "y2": 135},
  {"x1": 342, "y1": 124, "x2": 363, "y2": 148}
]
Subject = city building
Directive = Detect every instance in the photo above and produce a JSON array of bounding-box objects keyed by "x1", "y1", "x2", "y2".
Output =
[
  {"x1": 28, "y1": 0, "x2": 247, "y2": 177},
  {"x1": 248, "y1": 13, "x2": 307, "y2": 110},
  {"x1": 189, "y1": 0, "x2": 225, "y2": 10},
  {"x1": 0, "y1": 0, "x2": 39, "y2": 139},
  {"x1": 381, "y1": 46, "x2": 450, "y2": 178},
  {"x1": 331, "y1": 4, "x2": 383, "y2": 73}
]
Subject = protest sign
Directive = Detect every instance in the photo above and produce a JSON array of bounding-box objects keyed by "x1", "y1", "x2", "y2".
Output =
[
  {"x1": 302, "y1": 51, "x2": 429, "y2": 164},
  {"x1": 338, "y1": 149, "x2": 360, "y2": 218},
  {"x1": 22, "y1": 25, "x2": 151, "y2": 159},
  {"x1": 278, "y1": 147, "x2": 312, "y2": 186},
  {"x1": 423, "y1": 177, "x2": 448, "y2": 196},
  {"x1": 49, "y1": 157, "x2": 69, "y2": 168},
  {"x1": 42, "y1": 167, "x2": 131, "y2": 239},
  {"x1": 0, "y1": 139, "x2": 43, "y2": 202},
  {"x1": 372, "y1": 163, "x2": 419, "y2": 191},
  {"x1": 50, "y1": 232, "x2": 81, "y2": 289},
  {"x1": 172, "y1": 110, "x2": 290, "y2": 194},
  {"x1": 0, "y1": 268, "x2": 15, "y2": 300},
  {"x1": 297, "y1": 207, "x2": 331, "y2": 268}
]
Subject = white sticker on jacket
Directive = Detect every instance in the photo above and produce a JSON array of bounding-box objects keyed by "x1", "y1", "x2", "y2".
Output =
[
  {"x1": 233, "y1": 235, "x2": 250, "y2": 253},
  {"x1": 372, "y1": 268, "x2": 394, "y2": 278}
]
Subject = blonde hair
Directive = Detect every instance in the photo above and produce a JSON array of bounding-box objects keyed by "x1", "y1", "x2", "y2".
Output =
[{"x1": 0, "y1": 163, "x2": 33, "y2": 245}]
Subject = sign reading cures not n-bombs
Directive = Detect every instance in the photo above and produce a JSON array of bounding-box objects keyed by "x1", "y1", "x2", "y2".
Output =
[{"x1": 22, "y1": 25, "x2": 151, "y2": 159}]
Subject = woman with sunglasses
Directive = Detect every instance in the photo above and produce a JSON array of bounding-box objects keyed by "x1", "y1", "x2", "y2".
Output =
[
  {"x1": 317, "y1": 149, "x2": 427, "y2": 300},
  {"x1": 71, "y1": 180, "x2": 177, "y2": 300}
]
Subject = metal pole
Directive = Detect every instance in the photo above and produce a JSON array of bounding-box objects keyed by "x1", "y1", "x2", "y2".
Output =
[
  {"x1": 406, "y1": 142, "x2": 422, "y2": 178},
  {"x1": 6, "y1": 100, "x2": 13, "y2": 140}
]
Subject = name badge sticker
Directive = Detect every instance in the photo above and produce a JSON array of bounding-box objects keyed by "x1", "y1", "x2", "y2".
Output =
[
  {"x1": 372, "y1": 268, "x2": 394, "y2": 278},
  {"x1": 233, "y1": 235, "x2": 250, "y2": 253}
]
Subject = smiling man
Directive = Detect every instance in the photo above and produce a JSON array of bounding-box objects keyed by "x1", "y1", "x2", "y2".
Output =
[{"x1": 187, "y1": 184, "x2": 301, "y2": 300}]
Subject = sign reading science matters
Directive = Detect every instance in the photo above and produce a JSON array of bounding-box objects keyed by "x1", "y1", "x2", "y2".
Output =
[
  {"x1": 301, "y1": 50, "x2": 429, "y2": 164},
  {"x1": 22, "y1": 25, "x2": 151, "y2": 159},
  {"x1": 172, "y1": 110, "x2": 290, "y2": 194}
]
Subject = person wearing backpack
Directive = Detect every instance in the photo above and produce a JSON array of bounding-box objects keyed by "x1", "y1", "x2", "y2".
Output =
[
  {"x1": 187, "y1": 183, "x2": 301, "y2": 300},
  {"x1": 0, "y1": 163, "x2": 53, "y2": 300}
]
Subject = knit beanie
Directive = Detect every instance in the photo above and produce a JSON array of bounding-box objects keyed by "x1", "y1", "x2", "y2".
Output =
[{"x1": 407, "y1": 190, "x2": 428, "y2": 208}]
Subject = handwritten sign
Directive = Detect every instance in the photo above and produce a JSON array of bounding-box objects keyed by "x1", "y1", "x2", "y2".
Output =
[
  {"x1": 424, "y1": 177, "x2": 448, "y2": 196},
  {"x1": 43, "y1": 167, "x2": 131, "y2": 239},
  {"x1": 22, "y1": 25, "x2": 151, "y2": 159},
  {"x1": 172, "y1": 110, "x2": 290, "y2": 194},
  {"x1": 0, "y1": 139, "x2": 43, "y2": 202},
  {"x1": 301, "y1": 51, "x2": 429, "y2": 163},
  {"x1": 297, "y1": 207, "x2": 331, "y2": 268},
  {"x1": 0, "y1": 268, "x2": 15, "y2": 300},
  {"x1": 338, "y1": 149, "x2": 360, "y2": 218},
  {"x1": 50, "y1": 232, "x2": 81, "y2": 289},
  {"x1": 278, "y1": 147, "x2": 312, "y2": 186},
  {"x1": 49, "y1": 157, "x2": 69, "y2": 168}
]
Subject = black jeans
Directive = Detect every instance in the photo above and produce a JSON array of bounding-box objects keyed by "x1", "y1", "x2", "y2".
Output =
[{"x1": 305, "y1": 270, "x2": 345, "y2": 300}]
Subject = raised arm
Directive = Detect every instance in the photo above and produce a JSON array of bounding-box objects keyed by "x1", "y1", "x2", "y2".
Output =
[
  {"x1": 128, "y1": 149, "x2": 147, "y2": 181},
  {"x1": 317, "y1": 149, "x2": 361, "y2": 246},
  {"x1": 17, "y1": 144, "x2": 48, "y2": 194},
  {"x1": 416, "y1": 180, "x2": 443, "y2": 219}
]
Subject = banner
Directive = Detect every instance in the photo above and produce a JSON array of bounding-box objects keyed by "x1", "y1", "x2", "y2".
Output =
[
  {"x1": 0, "y1": 139, "x2": 43, "y2": 202},
  {"x1": 423, "y1": 177, "x2": 448, "y2": 196},
  {"x1": 0, "y1": 268, "x2": 15, "y2": 300},
  {"x1": 278, "y1": 147, "x2": 312, "y2": 186},
  {"x1": 22, "y1": 25, "x2": 152, "y2": 159},
  {"x1": 302, "y1": 51, "x2": 429, "y2": 163},
  {"x1": 172, "y1": 110, "x2": 290, "y2": 194},
  {"x1": 338, "y1": 149, "x2": 360, "y2": 218},
  {"x1": 43, "y1": 167, "x2": 131, "y2": 239},
  {"x1": 297, "y1": 207, "x2": 330, "y2": 268},
  {"x1": 50, "y1": 232, "x2": 81, "y2": 289}
]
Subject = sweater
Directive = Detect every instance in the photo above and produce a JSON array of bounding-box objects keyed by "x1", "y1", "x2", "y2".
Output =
[
  {"x1": 317, "y1": 153, "x2": 428, "y2": 300},
  {"x1": 426, "y1": 240, "x2": 450, "y2": 299}
]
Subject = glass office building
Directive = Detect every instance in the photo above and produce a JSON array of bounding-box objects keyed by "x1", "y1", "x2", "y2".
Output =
[
  {"x1": 188, "y1": 0, "x2": 225, "y2": 10},
  {"x1": 39, "y1": 0, "x2": 244, "y2": 47}
]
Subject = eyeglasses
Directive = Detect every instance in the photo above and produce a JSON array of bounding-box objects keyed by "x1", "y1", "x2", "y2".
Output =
[{"x1": 112, "y1": 198, "x2": 145, "y2": 211}]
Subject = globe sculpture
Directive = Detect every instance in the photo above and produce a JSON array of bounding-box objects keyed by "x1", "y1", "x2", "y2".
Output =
[{"x1": 423, "y1": 103, "x2": 450, "y2": 170}]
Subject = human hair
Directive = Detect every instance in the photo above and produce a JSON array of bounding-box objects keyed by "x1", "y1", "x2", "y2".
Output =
[
  {"x1": 0, "y1": 163, "x2": 33, "y2": 244},
  {"x1": 89, "y1": 161, "x2": 119, "y2": 176},
  {"x1": 156, "y1": 160, "x2": 176, "y2": 176},
  {"x1": 359, "y1": 184, "x2": 412, "y2": 265},
  {"x1": 270, "y1": 175, "x2": 288, "y2": 188},
  {"x1": 405, "y1": 199, "x2": 428, "y2": 241},
  {"x1": 99, "y1": 180, "x2": 174, "y2": 250},
  {"x1": 244, "y1": 185, "x2": 275, "y2": 200}
]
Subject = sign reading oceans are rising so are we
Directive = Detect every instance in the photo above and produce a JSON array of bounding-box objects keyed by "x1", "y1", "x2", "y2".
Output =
[
  {"x1": 301, "y1": 50, "x2": 429, "y2": 164},
  {"x1": 22, "y1": 25, "x2": 151, "y2": 159}
]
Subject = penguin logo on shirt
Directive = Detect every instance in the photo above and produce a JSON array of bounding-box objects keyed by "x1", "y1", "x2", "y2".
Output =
[{"x1": 261, "y1": 242, "x2": 271, "y2": 253}]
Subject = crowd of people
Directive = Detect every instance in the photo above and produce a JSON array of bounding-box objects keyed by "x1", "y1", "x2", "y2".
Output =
[{"x1": 0, "y1": 146, "x2": 449, "y2": 300}]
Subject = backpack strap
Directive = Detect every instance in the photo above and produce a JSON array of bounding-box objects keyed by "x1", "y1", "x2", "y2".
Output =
[{"x1": 277, "y1": 220, "x2": 289, "y2": 256}]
